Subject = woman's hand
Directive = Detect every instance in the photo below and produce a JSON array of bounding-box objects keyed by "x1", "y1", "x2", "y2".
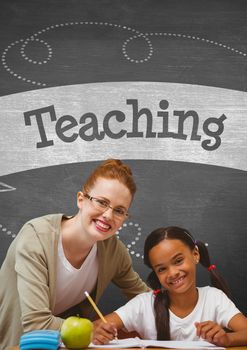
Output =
[
  {"x1": 195, "y1": 321, "x2": 231, "y2": 347},
  {"x1": 93, "y1": 319, "x2": 118, "y2": 345}
]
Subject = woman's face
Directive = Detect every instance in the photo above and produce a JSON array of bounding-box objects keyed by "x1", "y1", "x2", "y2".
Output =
[
  {"x1": 149, "y1": 239, "x2": 199, "y2": 296},
  {"x1": 77, "y1": 177, "x2": 132, "y2": 242}
]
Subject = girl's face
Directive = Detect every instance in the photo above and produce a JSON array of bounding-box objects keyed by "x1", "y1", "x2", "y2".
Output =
[
  {"x1": 149, "y1": 239, "x2": 199, "y2": 296},
  {"x1": 77, "y1": 177, "x2": 132, "y2": 242}
]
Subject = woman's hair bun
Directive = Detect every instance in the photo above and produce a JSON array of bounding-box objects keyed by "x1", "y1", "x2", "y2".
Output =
[
  {"x1": 83, "y1": 158, "x2": 136, "y2": 196},
  {"x1": 101, "y1": 159, "x2": 133, "y2": 176}
]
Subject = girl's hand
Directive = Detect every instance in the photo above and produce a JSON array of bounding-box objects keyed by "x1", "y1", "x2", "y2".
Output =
[
  {"x1": 195, "y1": 321, "x2": 231, "y2": 347},
  {"x1": 93, "y1": 320, "x2": 118, "y2": 345}
]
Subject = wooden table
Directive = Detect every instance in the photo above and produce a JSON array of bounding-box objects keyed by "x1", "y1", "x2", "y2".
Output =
[{"x1": 10, "y1": 347, "x2": 247, "y2": 350}]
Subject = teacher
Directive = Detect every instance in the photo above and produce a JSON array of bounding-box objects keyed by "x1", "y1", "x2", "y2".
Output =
[{"x1": 0, "y1": 159, "x2": 148, "y2": 349}]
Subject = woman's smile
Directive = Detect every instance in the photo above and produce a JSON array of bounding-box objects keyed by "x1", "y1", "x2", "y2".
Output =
[{"x1": 94, "y1": 218, "x2": 112, "y2": 232}]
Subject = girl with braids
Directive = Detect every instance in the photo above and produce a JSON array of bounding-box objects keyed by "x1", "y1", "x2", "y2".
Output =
[
  {"x1": 93, "y1": 226, "x2": 247, "y2": 347},
  {"x1": 0, "y1": 159, "x2": 148, "y2": 350}
]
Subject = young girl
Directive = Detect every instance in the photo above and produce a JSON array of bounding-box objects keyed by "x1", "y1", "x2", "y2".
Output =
[
  {"x1": 93, "y1": 226, "x2": 247, "y2": 347},
  {"x1": 0, "y1": 159, "x2": 148, "y2": 350}
]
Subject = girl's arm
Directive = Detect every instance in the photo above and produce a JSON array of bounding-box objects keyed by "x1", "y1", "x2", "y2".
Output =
[
  {"x1": 225, "y1": 313, "x2": 247, "y2": 346},
  {"x1": 93, "y1": 312, "x2": 124, "y2": 345},
  {"x1": 195, "y1": 313, "x2": 247, "y2": 346}
]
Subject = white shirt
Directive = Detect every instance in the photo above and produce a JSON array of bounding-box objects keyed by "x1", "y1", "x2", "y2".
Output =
[
  {"x1": 54, "y1": 235, "x2": 98, "y2": 315},
  {"x1": 115, "y1": 286, "x2": 240, "y2": 340}
]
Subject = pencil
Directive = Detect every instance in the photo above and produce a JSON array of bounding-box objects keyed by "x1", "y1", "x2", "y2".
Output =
[
  {"x1": 84, "y1": 291, "x2": 107, "y2": 323},
  {"x1": 84, "y1": 291, "x2": 118, "y2": 341}
]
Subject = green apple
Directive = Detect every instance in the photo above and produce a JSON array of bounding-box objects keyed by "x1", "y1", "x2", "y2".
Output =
[{"x1": 61, "y1": 316, "x2": 93, "y2": 349}]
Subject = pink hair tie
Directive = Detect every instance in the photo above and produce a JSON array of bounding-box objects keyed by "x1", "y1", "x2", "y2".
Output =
[
  {"x1": 208, "y1": 264, "x2": 216, "y2": 271},
  {"x1": 153, "y1": 289, "x2": 162, "y2": 296}
]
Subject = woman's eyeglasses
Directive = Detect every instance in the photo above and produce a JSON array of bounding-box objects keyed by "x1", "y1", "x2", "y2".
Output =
[{"x1": 83, "y1": 193, "x2": 129, "y2": 219}]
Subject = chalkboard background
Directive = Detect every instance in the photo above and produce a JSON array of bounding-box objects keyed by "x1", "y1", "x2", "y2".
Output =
[{"x1": 1, "y1": 0, "x2": 247, "y2": 315}]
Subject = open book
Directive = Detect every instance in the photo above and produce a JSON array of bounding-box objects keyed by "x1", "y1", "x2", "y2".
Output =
[{"x1": 89, "y1": 337, "x2": 225, "y2": 349}]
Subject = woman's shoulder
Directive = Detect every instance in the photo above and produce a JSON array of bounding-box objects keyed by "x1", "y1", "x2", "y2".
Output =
[
  {"x1": 17, "y1": 213, "x2": 63, "y2": 243},
  {"x1": 24, "y1": 213, "x2": 63, "y2": 230},
  {"x1": 13, "y1": 214, "x2": 62, "y2": 255}
]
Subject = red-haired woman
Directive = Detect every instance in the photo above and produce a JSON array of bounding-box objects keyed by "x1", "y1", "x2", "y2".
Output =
[{"x1": 0, "y1": 159, "x2": 148, "y2": 349}]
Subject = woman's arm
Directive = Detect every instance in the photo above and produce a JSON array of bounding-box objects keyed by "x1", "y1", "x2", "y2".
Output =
[
  {"x1": 15, "y1": 222, "x2": 63, "y2": 331},
  {"x1": 111, "y1": 239, "x2": 149, "y2": 298}
]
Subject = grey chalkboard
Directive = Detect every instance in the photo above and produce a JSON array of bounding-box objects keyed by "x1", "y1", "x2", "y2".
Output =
[{"x1": 1, "y1": 0, "x2": 247, "y2": 316}]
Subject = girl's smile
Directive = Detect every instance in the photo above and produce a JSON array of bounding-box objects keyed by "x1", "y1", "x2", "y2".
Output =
[{"x1": 168, "y1": 275, "x2": 186, "y2": 288}]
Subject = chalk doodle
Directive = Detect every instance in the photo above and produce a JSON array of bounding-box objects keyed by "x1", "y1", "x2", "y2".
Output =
[{"x1": 2, "y1": 21, "x2": 246, "y2": 87}]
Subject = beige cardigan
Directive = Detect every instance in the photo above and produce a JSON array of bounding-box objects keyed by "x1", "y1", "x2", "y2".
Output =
[{"x1": 0, "y1": 214, "x2": 148, "y2": 350}]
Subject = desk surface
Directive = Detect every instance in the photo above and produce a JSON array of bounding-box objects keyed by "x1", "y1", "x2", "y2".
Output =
[{"x1": 10, "y1": 347, "x2": 247, "y2": 350}]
